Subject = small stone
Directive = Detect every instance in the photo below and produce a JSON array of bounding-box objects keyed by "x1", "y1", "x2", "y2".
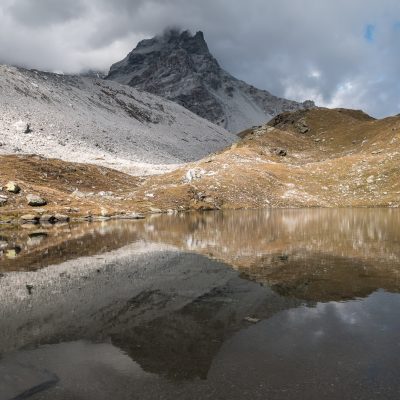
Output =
[
  {"x1": 149, "y1": 207, "x2": 162, "y2": 213},
  {"x1": 27, "y1": 194, "x2": 47, "y2": 207},
  {"x1": 5, "y1": 181, "x2": 21, "y2": 194}
]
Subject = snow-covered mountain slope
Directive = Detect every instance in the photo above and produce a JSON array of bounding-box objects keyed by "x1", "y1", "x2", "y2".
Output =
[
  {"x1": 106, "y1": 29, "x2": 315, "y2": 133},
  {"x1": 0, "y1": 65, "x2": 236, "y2": 175}
]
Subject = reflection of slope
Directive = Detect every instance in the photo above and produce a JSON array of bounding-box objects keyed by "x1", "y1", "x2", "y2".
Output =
[
  {"x1": 2, "y1": 209, "x2": 400, "y2": 301},
  {"x1": 0, "y1": 361, "x2": 58, "y2": 400},
  {"x1": 108, "y1": 278, "x2": 301, "y2": 380},
  {"x1": 0, "y1": 251, "x2": 302, "y2": 381},
  {"x1": 137, "y1": 210, "x2": 400, "y2": 301}
]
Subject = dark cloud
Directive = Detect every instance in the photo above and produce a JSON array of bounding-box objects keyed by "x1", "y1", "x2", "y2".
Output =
[
  {"x1": 0, "y1": 0, "x2": 400, "y2": 117},
  {"x1": 7, "y1": 0, "x2": 87, "y2": 27}
]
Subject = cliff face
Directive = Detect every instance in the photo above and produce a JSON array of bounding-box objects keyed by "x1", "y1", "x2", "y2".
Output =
[{"x1": 107, "y1": 29, "x2": 314, "y2": 133}]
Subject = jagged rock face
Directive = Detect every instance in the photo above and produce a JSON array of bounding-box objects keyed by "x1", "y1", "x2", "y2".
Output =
[{"x1": 107, "y1": 29, "x2": 315, "y2": 133}]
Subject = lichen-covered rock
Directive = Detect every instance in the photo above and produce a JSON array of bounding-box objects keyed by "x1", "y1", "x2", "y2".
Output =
[
  {"x1": 26, "y1": 194, "x2": 47, "y2": 207},
  {"x1": 5, "y1": 181, "x2": 21, "y2": 194}
]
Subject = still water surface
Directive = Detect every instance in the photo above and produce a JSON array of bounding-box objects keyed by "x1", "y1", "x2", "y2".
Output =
[{"x1": 0, "y1": 209, "x2": 400, "y2": 399}]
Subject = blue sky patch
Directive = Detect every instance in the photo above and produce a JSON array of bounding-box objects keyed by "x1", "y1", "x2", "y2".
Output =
[{"x1": 364, "y1": 24, "x2": 376, "y2": 42}]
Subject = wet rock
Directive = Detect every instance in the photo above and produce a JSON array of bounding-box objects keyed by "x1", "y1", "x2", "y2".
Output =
[
  {"x1": 5, "y1": 181, "x2": 21, "y2": 194},
  {"x1": 0, "y1": 240, "x2": 8, "y2": 249},
  {"x1": 20, "y1": 214, "x2": 40, "y2": 224},
  {"x1": 27, "y1": 194, "x2": 47, "y2": 207},
  {"x1": 149, "y1": 207, "x2": 162, "y2": 214}
]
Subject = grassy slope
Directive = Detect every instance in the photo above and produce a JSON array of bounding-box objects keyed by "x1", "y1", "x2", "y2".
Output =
[
  {"x1": 138, "y1": 108, "x2": 400, "y2": 209},
  {"x1": 1, "y1": 107, "x2": 400, "y2": 220}
]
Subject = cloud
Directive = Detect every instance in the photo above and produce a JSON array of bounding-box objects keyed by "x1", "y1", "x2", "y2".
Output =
[
  {"x1": 7, "y1": 0, "x2": 87, "y2": 27},
  {"x1": 0, "y1": 0, "x2": 400, "y2": 117}
]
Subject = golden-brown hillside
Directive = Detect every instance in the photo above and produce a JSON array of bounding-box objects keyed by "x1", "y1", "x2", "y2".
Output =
[
  {"x1": 135, "y1": 107, "x2": 400, "y2": 209},
  {"x1": 1, "y1": 107, "x2": 400, "y2": 221}
]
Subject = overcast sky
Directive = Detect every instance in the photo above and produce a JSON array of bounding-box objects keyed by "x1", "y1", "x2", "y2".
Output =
[{"x1": 1, "y1": 0, "x2": 400, "y2": 117}]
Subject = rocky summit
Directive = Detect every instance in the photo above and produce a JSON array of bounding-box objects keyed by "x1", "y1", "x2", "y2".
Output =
[{"x1": 106, "y1": 29, "x2": 314, "y2": 133}]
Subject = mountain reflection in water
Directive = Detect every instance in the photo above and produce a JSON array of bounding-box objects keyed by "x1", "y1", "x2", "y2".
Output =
[
  {"x1": 1, "y1": 209, "x2": 400, "y2": 399},
  {"x1": 1, "y1": 208, "x2": 400, "y2": 301}
]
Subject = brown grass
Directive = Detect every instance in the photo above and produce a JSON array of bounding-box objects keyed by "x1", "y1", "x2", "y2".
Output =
[{"x1": 1, "y1": 107, "x2": 400, "y2": 221}]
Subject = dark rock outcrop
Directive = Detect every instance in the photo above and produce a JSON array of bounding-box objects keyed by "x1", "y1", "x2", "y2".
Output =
[{"x1": 107, "y1": 29, "x2": 315, "y2": 132}]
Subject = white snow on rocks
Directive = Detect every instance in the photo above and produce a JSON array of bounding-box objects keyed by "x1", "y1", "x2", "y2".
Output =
[{"x1": 0, "y1": 65, "x2": 237, "y2": 175}]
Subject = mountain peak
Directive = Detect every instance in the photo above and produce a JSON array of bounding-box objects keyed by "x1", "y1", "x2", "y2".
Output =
[
  {"x1": 159, "y1": 29, "x2": 209, "y2": 54},
  {"x1": 106, "y1": 30, "x2": 314, "y2": 132}
]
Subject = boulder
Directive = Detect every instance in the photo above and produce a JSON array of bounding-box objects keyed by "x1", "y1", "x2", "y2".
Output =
[
  {"x1": 27, "y1": 194, "x2": 47, "y2": 207},
  {"x1": 39, "y1": 214, "x2": 56, "y2": 223},
  {"x1": 5, "y1": 181, "x2": 21, "y2": 194},
  {"x1": 54, "y1": 214, "x2": 70, "y2": 222}
]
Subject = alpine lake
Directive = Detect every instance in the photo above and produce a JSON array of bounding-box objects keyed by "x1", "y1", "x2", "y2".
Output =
[{"x1": 1, "y1": 209, "x2": 399, "y2": 400}]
